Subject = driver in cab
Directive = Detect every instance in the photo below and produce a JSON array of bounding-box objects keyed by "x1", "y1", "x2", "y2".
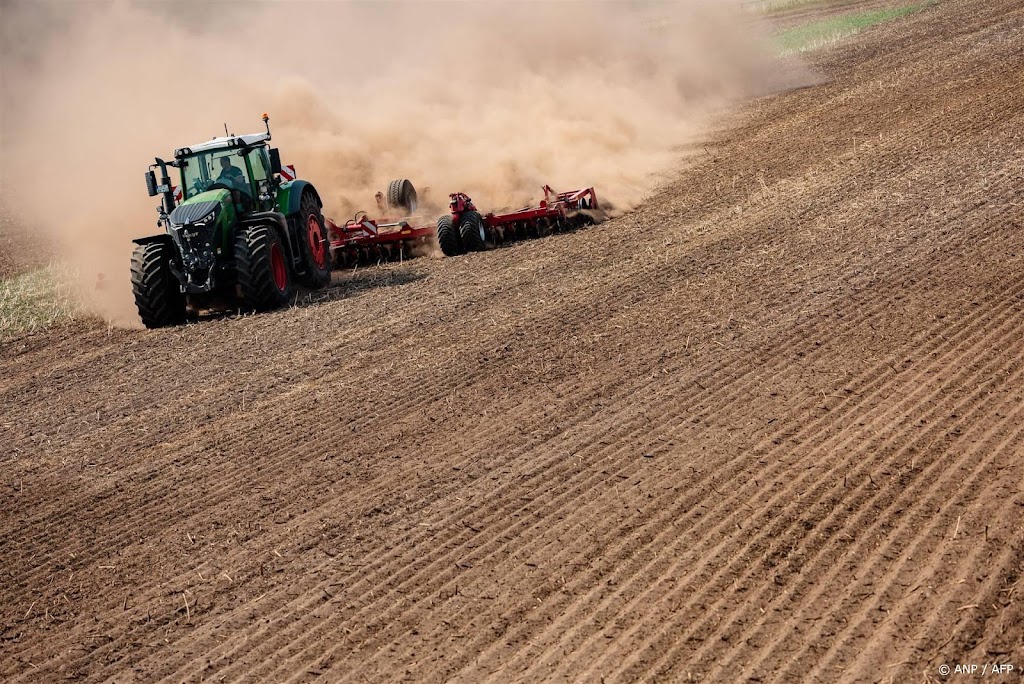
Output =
[{"x1": 217, "y1": 156, "x2": 246, "y2": 189}]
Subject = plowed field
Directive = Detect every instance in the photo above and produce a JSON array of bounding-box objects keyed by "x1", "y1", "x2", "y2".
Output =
[{"x1": 2, "y1": 0, "x2": 1022, "y2": 681}]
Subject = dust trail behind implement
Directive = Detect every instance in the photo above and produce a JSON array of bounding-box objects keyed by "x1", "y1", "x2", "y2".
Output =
[{"x1": 0, "y1": 0, "x2": 802, "y2": 326}]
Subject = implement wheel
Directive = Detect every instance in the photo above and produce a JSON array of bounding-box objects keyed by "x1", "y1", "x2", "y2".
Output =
[
  {"x1": 236, "y1": 224, "x2": 292, "y2": 311},
  {"x1": 458, "y1": 210, "x2": 487, "y2": 252},
  {"x1": 130, "y1": 241, "x2": 186, "y2": 329},
  {"x1": 436, "y1": 214, "x2": 462, "y2": 257},
  {"x1": 387, "y1": 179, "x2": 418, "y2": 215}
]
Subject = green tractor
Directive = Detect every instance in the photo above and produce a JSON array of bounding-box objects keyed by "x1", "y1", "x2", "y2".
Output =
[{"x1": 131, "y1": 114, "x2": 331, "y2": 328}]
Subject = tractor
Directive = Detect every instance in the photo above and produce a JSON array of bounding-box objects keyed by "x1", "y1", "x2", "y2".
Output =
[{"x1": 131, "y1": 114, "x2": 331, "y2": 328}]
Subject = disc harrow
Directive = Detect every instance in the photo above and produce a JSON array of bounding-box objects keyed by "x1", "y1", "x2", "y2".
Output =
[
  {"x1": 326, "y1": 214, "x2": 434, "y2": 268},
  {"x1": 324, "y1": 180, "x2": 602, "y2": 268},
  {"x1": 325, "y1": 179, "x2": 434, "y2": 268},
  {"x1": 436, "y1": 185, "x2": 602, "y2": 256}
]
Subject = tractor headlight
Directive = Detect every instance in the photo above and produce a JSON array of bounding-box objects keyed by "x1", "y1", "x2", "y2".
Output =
[{"x1": 191, "y1": 210, "x2": 217, "y2": 228}]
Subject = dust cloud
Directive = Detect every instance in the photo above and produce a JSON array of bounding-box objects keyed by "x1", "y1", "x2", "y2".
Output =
[{"x1": 0, "y1": 0, "x2": 804, "y2": 327}]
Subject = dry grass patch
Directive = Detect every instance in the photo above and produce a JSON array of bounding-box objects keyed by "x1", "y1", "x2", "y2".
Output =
[{"x1": 0, "y1": 264, "x2": 80, "y2": 340}]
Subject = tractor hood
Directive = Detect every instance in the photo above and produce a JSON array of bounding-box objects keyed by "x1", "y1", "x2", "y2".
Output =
[{"x1": 169, "y1": 190, "x2": 228, "y2": 226}]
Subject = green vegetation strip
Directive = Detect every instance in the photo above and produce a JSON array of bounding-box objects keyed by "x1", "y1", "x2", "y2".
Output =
[
  {"x1": 777, "y1": 4, "x2": 925, "y2": 53},
  {"x1": 0, "y1": 264, "x2": 79, "y2": 339},
  {"x1": 745, "y1": 0, "x2": 834, "y2": 14}
]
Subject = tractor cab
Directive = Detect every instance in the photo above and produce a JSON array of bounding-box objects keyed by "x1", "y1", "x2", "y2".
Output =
[{"x1": 173, "y1": 133, "x2": 278, "y2": 215}]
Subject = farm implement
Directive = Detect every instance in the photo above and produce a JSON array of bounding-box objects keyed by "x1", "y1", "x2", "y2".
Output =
[
  {"x1": 325, "y1": 182, "x2": 603, "y2": 267},
  {"x1": 435, "y1": 185, "x2": 601, "y2": 257},
  {"x1": 325, "y1": 179, "x2": 435, "y2": 267}
]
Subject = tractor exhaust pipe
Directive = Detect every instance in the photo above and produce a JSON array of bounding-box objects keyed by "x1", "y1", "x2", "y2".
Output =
[{"x1": 152, "y1": 157, "x2": 176, "y2": 213}]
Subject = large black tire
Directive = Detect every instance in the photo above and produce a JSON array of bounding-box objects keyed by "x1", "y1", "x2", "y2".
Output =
[
  {"x1": 293, "y1": 190, "x2": 331, "y2": 289},
  {"x1": 130, "y1": 241, "x2": 186, "y2": 329},
  {"x1": 235, "y1": 224, "x2": 292, "y2": 311},
  {"x1": 436, "y1": 214, "x2": 462, "y2": 257},
  {"x1": 458, "y1": 210, "x2": 487, "y2": 252},
  {"x1": 387, "y1": 179, "x2": 418, "y2": 215}
]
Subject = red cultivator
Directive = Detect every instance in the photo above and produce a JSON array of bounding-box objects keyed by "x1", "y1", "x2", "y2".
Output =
[
  {"x1": 325, "y1": 179, "x2": 434, "y2": 267},
  {"x1": 326, "y1": 214, "x2": 434, "y2": 268},
  {"x1": 436, "y1": 185, "x2": 601, "y2": 256},
  {"x1": 325, "y1": 179, "x2": 602, "y2": 268}
]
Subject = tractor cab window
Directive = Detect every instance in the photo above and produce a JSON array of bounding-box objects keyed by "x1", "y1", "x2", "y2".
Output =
[
  {"x1": 248, "y1": 149, "x2": 269, "y2": 184},
  {"x1": 180, "y1": 149, "x2": 252, "y2": 199}
]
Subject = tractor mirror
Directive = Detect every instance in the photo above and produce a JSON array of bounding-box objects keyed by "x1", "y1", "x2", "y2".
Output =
[
  {"x1": 269, "y1": 148, "x2": 282, "y2": 175},
  {"x1": 145, "y1": 170, "x2": 158, "y2": 197}
]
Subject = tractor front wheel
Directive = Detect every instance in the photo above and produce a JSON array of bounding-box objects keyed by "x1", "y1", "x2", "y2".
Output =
[
  {"x1": 458, "y1": 210, "x2": 487, "y2": 252},
  {"x1": 236, "y1": 224, "x2": 292, "y2": 311},
  {"x1": 130, "y1": 241, "x2": 186, "y2": 329},
  {"x1": 436, "y1": 214, "x2": 462, "y2": 257},
  {"x1": 294, "y1": 191, "x2": 332, "y2": 289}
]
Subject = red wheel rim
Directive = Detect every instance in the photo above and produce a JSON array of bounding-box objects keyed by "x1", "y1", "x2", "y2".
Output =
[
  {"x1": 270, "y1": 242, "x2": 287, "y2": 291},
  {"x1": 307, "y1": 215, "x2": 327, "y2": 269}
]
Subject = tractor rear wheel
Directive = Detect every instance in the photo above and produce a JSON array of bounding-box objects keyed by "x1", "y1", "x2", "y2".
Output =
[
  {"x1": 236, "y1": 224, "x2": 292, "y2": 311},
  {"x1": 387, "y1": 179, "x2": 418, "y2": 215},
  {"x1": 293, "y1": 190, "x2": 332, "y2": 289},
  {"x1": 436, "y1": 214, "x2": 462, "y2": 256},
  {"x1": 458, "y1": 210, "x2": 487, "y2": 252},
  {"x1": 130, "y1": 241, "x2": 186, "y2": 329}
]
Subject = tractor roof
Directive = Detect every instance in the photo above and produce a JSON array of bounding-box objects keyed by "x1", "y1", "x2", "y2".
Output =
[{"x1": 175, "y1": 132, "x2": 270, "y2": 158}]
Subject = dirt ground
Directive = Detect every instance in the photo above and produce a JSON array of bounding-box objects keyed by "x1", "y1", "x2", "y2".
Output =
[{"x1": 2, "y1": 0, "x2": 1022, "y2": 681}]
